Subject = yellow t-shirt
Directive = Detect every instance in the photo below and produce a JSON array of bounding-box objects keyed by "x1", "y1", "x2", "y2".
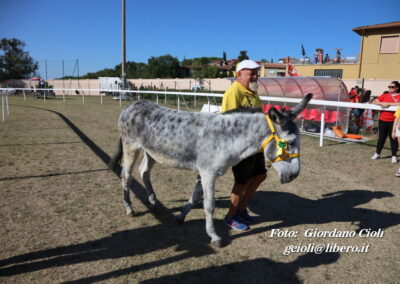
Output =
[
  {"x1": 395, "y1": 107, "x2": 400, "y2": 118},
  {"x1": 221, "y1": 81, "x2": 262, "y2": 113}
]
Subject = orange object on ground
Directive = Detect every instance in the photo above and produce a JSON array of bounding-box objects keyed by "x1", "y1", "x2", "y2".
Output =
[
  {"x1": 332, "y1": 126, "x2": 346, "y2": 138},
  {"x1": 332, "y1": 126, "x2": 364, "y2": 139},
  {"x1": 344, "y1": 134, "x2": 363, "y2": 140}
]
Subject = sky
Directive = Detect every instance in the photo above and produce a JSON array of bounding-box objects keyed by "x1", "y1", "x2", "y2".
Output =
[{"x1": 1, "y1": 0, "x2": 399, "y2": 79}]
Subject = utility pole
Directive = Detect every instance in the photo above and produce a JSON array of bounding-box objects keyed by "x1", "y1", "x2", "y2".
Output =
[
  {"x1": 45, "y1": 59, "x2": 48, "y2": 81},
  {"x1": 121, "y1": 0, "x2": 127, "y2": 87}
]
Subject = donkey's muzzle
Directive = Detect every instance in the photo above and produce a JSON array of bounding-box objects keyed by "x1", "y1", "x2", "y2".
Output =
[{"x1": 280, "y1": 173, "x2": 299, "y2": 184}]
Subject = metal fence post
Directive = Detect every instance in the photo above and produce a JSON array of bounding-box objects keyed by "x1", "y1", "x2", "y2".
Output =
[
  {"x1": 2, "y1": 95, "x2": 5, "y2": 121},
  {"x1": 319, "y1": 107, "x2": 325, "y2": 147},
  {"x1": 5, "y1": 95, "x2": 9, "y2": 115}
]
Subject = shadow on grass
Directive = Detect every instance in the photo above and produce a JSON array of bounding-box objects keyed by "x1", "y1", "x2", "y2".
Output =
[
  {"x1": 231, "y1": 189, "x2": 399, "y2": 241},
  {"x1": 0, "y1": 141, "x2": 81, "y2": 147},
  {"x1": 0, "y1": 219, "x2": 221, "y2": 281},
  {"x1": 172, "y1": 189, "x2": 398, "y2": 237},
  {"x1": 0, "y1": 168, "x2": 109, "y2": 181},
  {"x1": 141, "y1": 252, "x2": 340, "y2": 284}
]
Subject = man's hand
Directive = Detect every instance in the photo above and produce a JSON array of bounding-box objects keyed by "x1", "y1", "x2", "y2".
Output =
[{"x1": 381, "y1": 103, "x2": 390, "y2": 109}]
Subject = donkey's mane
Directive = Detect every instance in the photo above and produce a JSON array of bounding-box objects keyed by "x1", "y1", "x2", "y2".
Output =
[{"x1": 222, "y1": 107, "x2": 263, "y2": 115}]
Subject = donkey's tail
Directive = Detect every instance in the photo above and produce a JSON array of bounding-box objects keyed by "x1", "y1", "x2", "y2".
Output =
[{"x1": 108, "y1": 137, "x2": 123, "y2": 176}]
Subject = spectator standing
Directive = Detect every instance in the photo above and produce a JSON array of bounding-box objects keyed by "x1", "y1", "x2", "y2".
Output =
[
  {"x1": 371, "y1": 81, "x2": 400, "y2": 163},
  {"x1": 324, "y1": 54, "x2": 330, "y2": 63},
  {"x1": 314, "y1": 52, "x2": 319, "y2": 64},
  {"x1": 392, "y1": 106, "x2": 400, "y2": 176},
  {"x1": 362, "y1": 90, "x2": 372, "y2": 103},
  {"x1": 349, "y1": 88, "x2": 364, "y2": 132}
]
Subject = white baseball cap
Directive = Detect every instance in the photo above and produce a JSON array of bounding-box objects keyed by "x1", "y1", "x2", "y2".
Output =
[{"x1": 236, "y1": 60, "x2": 260, "y2": 72}]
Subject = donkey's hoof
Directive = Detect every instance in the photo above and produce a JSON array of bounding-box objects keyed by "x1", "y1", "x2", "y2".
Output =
[
  {"x1": 126, "y1": 209, "x2": 135, "y2": 216},
  {"x1": 148, "y1": 195, "x2": 157, "y2": 207},
  {"x1": 211, "y1": 239, "x2": 223, "y2": 248},
  {"x1": 175, "y1": 214, "x2": 185, "y2": 224},
  {"x1": 148, "y1": 200, "x2": 157, "y2": 209}
]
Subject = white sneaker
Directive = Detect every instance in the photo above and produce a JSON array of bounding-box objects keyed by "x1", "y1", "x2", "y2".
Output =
[
  {"x1": 391, "y1": 156, "x2": 398, "y2": 164},
  {"x1": 371, "y1": 153, "x2": 380, "y2": 160}
]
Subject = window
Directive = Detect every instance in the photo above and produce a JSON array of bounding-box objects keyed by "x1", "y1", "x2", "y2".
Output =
[
  {"x1": 380, "y1": 36, "x2": 399, "y2": 54},
  {"x1": 314, "y1": 69, "x2": 343, "y2": 78}
]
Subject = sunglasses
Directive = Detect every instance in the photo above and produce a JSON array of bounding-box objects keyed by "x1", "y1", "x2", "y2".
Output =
[{"x1": 388, "y1": 86, "x2": 396, "y2": 89}]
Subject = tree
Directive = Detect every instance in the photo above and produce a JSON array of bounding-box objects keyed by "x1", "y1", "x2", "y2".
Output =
[
  {"x1": 145, "y1": 54, "x2": 182, "y2": 78},
  {"x1": 201, "y1": 66, "x2": 219, "y2": 78},
  {"x1": 114, "y1": 61, "x2": 147, "y2": 78},
  {"x1": 81, "y1": 68, "x2": 118, "y2": 79},
  {"x1": 222, "y1": 51, "x2": 227, "y2": 61},
  {"x1": 237, "y1": 50, "x2": 249, "y2": 62},
  {"x1": 181, "y1": 59, "x2": 193, "y2": 67},
  {"x1": 190, "y1": 57, "x2": 222, "y2": 78},
  {"x1": 0, "y1": 38, "x2": 38, "y2": 81}
]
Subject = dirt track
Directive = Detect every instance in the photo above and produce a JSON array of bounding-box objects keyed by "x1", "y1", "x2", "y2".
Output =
[{"x1": 0, "y1": 96, "x2": 399, "y2": 283}]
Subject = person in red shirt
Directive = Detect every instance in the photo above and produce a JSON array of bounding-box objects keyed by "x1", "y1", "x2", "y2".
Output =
[
  {"x1": 371, "y1": 81, "x2": 400, "y2": 163},
  {"x1": 349, "y1": 86, "x2": 359, "y2": 101},
  {"x1": 349, "y1": 87, "x2": 363, "y2": 129}
]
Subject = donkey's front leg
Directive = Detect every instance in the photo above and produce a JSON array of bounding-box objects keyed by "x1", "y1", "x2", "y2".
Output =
[{"x1": 200, "y1": 171, "x2": 221, "y2": 247}]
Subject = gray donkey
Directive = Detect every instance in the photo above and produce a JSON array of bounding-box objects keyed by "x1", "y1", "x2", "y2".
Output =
[{"x1": 109, "y1": 93, "x2": 313, "y2": 247}]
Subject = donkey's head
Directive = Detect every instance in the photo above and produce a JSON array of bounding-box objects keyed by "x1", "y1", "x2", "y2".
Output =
[{"x1": 262, "y1": 93, "x2": 313, "y2": 184}]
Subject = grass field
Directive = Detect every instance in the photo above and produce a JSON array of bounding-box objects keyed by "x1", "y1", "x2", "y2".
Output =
[{"x1": 0, "y1": 95, "x2": 399, "y2": 283}]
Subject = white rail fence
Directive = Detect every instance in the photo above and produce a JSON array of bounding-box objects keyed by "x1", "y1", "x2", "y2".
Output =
[
  {"x1": 1, "y1": 87, "x2": 398, "y2": 147},
  {"x1": 0, "y1": 88, "x2": 15, "y2": 121}
]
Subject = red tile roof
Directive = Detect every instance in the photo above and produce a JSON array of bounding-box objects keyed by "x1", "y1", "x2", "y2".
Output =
[
  {"x1": 353, "y1": 21, "x2": 400, "y2": 35},
  {"x1": 262, "y1": 63, "x2": 286, "y2": 69}
]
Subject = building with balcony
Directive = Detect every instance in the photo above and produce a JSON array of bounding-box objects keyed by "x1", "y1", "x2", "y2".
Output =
[{"x1": 294, "y1": 21, "x2": 400, "y2": 80}]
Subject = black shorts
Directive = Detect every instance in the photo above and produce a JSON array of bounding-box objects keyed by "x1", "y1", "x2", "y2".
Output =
[{"x1": 232, "y1": 152, "x2": 267, "y2": 185}]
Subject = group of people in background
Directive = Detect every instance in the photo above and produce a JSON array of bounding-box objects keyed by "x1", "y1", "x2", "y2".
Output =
[
  {"x1": 349, "y1": 86, "x2": 372, "y2": 104},
  {"x1": 349, "y1": 86, "x2": 372, "y2": 131}
]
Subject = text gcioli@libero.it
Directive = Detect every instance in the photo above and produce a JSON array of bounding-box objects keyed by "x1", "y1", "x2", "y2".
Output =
[{"x1": 268, "y1": 228, "x2": 384, "y2": 256}]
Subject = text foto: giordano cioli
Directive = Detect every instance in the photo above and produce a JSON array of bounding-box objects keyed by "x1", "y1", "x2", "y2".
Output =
[{"x1": 269, "y1": 228, "x2": 384, "y2": 238}]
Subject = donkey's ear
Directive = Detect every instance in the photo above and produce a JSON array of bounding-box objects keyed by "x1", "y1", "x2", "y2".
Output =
[
  {"x1": 291, "y1": 93, "x2": 313, "y2": 118},
  {"x1": 268, "y1": 107, "x2": 287, "y2": 125}
]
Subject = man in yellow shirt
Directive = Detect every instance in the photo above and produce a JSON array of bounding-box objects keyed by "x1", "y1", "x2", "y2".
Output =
[{"x1": 222, "y1": 60, "x2": 267, "y2": 231}]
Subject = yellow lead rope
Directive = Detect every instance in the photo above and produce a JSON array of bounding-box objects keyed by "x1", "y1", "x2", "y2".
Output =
[{"x1": 260, "y1": 115, "x2": 300, "y2": 162}]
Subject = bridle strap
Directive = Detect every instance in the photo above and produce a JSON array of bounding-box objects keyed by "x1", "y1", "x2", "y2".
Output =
[
  {"x1": 272, "y1": 153, "x2": 300, "y2": 162},
  {"x1": 260, "y1": 114, "x2": 300, "y2": 163}
]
